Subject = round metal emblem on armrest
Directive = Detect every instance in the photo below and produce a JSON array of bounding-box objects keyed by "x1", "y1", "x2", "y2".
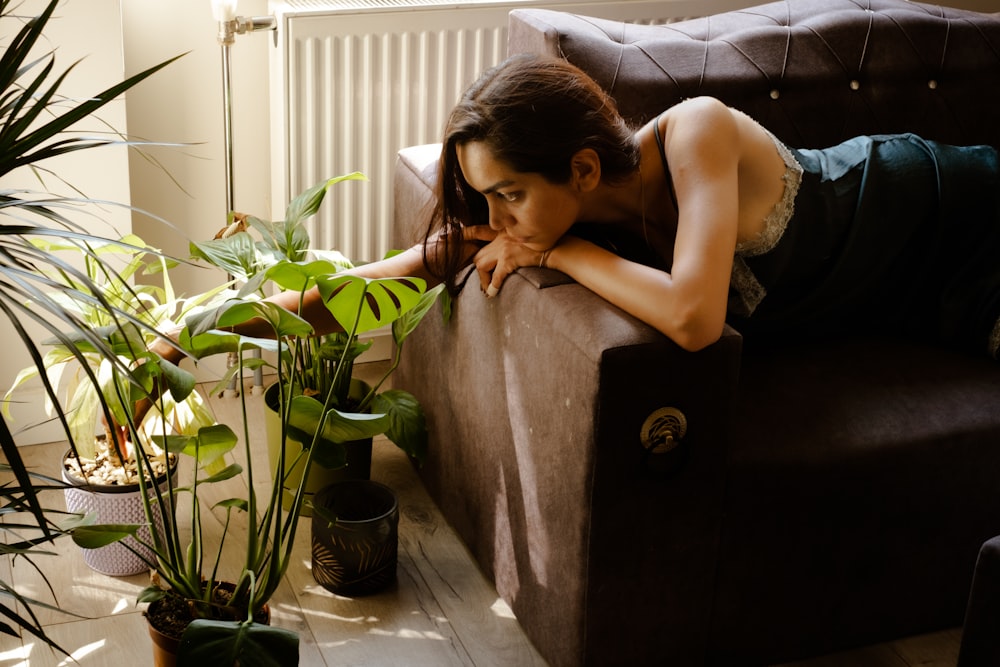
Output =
[{"x1": 640, "y1": 407, "x2": 688, "y2": 455}]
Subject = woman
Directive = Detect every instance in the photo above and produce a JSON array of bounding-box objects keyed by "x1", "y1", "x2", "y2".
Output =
[
  {"x1": 156, "y1": 53, "x2": 1000, "y2": 365},
  {"x1": 430, "y1": 52, "x2": 771, "y2": 353},
  {"x1": 422, "y1": 53, "x2": 1000, "y2": 358}
]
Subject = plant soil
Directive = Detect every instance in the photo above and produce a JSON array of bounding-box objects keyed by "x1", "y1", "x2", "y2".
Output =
[
  {"x1": 145, "y1": 591, "x2": 193, "y2": 640},
  {"x1": 63, "y1": 438, "x2": 174, "y2": 487},
  {"x1": 145, "y1": 587, "x2": 269, "y2": 640}
]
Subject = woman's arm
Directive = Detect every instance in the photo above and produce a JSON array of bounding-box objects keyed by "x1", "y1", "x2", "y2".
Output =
[
  {"x1": 638, "y1": 97, "x2": 739, "y2": 349},
  {"x1": 152, "y1": 243, "x2": 437, "y2": 364},
  {"x1": 257, "y1": 244, "x2": 438, "y2": 340}
]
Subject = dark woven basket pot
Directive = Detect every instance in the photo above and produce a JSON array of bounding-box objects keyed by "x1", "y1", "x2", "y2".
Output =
[{"x1": 311, "y1": 479, "x2": 399, "y2": 596}]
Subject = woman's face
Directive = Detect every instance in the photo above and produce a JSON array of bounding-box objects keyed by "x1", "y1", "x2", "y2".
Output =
[{"x1": 456, "y1": 141, "x2": 579, "y2": 251}]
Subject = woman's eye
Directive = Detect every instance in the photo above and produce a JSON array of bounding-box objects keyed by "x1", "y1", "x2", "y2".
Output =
[{"x1": 499, "y1": 192, "x2": 519, "y2": 203}]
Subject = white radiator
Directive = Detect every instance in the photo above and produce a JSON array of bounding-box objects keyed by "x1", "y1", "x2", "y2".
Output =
[{"x1": 269, "y1": 0, "x2": 756, "y2": 264}]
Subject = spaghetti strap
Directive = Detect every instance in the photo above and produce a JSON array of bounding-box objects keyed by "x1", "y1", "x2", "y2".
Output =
[{"x1": 653, "y1": 112, "x2": 679, "y2": 212}]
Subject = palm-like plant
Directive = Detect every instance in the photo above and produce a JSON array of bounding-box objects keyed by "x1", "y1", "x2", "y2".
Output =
[
  {"x1": 5, "y1": 234, "x2": 228, "y2": 472},
  {"x1": 1, "y1": 0, "x2": 182, "y2": 652}
]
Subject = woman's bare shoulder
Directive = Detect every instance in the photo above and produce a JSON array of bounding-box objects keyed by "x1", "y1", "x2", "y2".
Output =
[
  {"x1": 659, "y1": 97, "x2": 739, "y2": 168},
  {"x1": 662, "y1": 97, "x2": 737, "y2": 136},
  {"x1": 667, "y1": 95, "x2": 729, "y2": 114}
]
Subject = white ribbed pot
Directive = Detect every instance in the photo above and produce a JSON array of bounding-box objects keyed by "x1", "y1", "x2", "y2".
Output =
[{"x1": 62, "y1": 449, "x2": 178, "y2": 577}]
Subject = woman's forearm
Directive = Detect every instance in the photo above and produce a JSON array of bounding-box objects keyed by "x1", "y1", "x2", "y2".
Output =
[{"x1": 545, "y1": 236, "x2": 728, "y2": 351}]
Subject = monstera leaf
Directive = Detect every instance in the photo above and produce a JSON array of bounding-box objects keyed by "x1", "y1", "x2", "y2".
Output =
[
  {"x1": 316, "y1": 274, "x2": 427, "y2": 335},
  {"x1": 178, "y1": 619, "x2": 299, "y2": 667}
]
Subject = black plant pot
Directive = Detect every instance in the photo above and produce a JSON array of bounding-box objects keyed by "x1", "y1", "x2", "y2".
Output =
[{"x1": 311, "y1": 480, "x2": 399, "y2": 596}]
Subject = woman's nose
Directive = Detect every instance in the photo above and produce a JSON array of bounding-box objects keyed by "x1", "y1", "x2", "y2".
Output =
[{"x1": 488, "y1": 206, "x2": 506, "y2": 231}]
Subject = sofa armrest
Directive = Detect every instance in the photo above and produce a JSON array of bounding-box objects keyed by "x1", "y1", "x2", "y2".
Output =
[
  {"x1": 393, "y1": 137, "x2": 744, "y2": 663},
  {"x1": 391, "y1": 143, "x2": 440, "y2": 250},
  {"x1": 396, "y1": 264, "x2": 742, "y2": 664}
]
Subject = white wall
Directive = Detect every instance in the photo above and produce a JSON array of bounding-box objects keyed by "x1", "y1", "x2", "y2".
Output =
[
  {"x1": 122, "y1": 0, "x2": 273, "y2": 301},
  {"x1": 1, "y1": 0, "x2": 273, "y2": 444},
  {"x1": 120, "y1": 0, "x2": 275, "y2": 391}
]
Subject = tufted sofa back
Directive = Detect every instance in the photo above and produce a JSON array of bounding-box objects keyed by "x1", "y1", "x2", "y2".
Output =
[{"x1": 508, "y1": 0, "x2": 1000, "y2": 151}]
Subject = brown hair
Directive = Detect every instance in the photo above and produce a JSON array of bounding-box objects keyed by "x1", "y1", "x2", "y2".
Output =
[{"x1": 422, "y1": 53, "x2": 639, "y2": 294}]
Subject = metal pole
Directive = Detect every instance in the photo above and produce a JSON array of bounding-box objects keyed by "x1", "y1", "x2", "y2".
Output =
[
  {"x1": 217, "y1": 14, "x2": 276, "y2": 398},
  {"x1": 220, "y1": 38, "x2": 243, "y2": 398}
]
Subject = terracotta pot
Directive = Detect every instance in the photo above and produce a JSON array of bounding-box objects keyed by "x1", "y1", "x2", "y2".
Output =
[
  {"x1": 146, "y1": 610, "x2": 180, "y2": 667},
  {"x1": 311, "y1": 479, "x2": 399, "y2": 596},
  {"x1": 145, "y1": 584, "x2": 270, "y2": 667},
  {"x1": 61, "y1": 448, "x2": 178, "y2": 576},
  {"x1": 264, "y1": 381, "x2": 373, "y2": 517}
]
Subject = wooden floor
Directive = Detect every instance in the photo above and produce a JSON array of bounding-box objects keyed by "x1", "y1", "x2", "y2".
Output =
[{"x1": 1, "y1": 364, "x2": 963, "y2": 666}]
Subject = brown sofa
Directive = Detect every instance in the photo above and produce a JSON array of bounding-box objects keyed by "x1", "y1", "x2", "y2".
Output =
[{"x1": 392, "y1": 1, "x2": 1000, "y2": 665}]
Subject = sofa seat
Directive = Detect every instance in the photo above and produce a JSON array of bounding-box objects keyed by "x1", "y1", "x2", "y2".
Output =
[{"x1": 718, "y1": 336, "x2": 1000, "y2": 661}]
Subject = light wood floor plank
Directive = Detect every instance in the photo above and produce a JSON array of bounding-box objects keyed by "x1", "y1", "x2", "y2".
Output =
[
  {"x1": 278, "y1": 444, "x2": 477, "y2": 666},
  {"x1": 377, "y1": 439, "x2": 547, "y2": 667},
  {"x1": 18, "y1": 611, "x2": 152, "y2": 667}
]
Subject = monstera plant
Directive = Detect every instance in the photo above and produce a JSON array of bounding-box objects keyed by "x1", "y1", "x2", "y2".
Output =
[{"x1": 188, "y1": 174, "x2": 441, "y2": 508}]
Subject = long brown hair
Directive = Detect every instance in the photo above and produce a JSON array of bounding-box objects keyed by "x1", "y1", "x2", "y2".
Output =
[{"x1": 423, "y1": 53, "x2": 639, "y2": 294}]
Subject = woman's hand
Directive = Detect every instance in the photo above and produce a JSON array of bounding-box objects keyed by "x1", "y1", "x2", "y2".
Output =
[{"x1": 466, "y1": 227, "x2": 552, "y2": 296}]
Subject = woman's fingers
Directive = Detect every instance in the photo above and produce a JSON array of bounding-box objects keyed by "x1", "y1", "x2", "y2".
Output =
[
  {"x1": 461, "y1": 226, "x2": 504, "y2": 293},
  {"x1": 471, "y1": 230, "x2": 550, "y2": 297},
  {"x1": 474, "y1": 244, "x2": 500, "y2": 295}
]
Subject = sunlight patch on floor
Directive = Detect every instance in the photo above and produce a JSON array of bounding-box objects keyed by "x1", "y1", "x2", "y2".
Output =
[
  {"x1": 55, "y1": 639, "x2": 106, "y2": 666},
  {"x1": 368, "y1": 627, "x2": 447, "y2": 641},
  {"x1": 300, "y1": 607, "x2": 375, "y2": 624},
  {"x1": 0, "y1": 642, "x2": 30, "y2": 665},
  {"x1": 490, "y1": 597, "x2": 516, "y2": 619}
]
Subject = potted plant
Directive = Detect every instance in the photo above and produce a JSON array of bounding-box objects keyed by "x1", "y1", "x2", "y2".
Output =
[
  {"x1": 310, "y1": 477, "x2": 401, "y2": 596},
  {"x1": 64, "y1": 176, "x2": 444, "y2": 665},
  {"x1": 0, "y1": 0, "x2": 186, "y2": 652},
  {"x1": 189, "y1": 174, "x2": 441, "y2": 513},
  {"x1": 5, "y1": 235, "x2": 231, "y2": 574}
]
